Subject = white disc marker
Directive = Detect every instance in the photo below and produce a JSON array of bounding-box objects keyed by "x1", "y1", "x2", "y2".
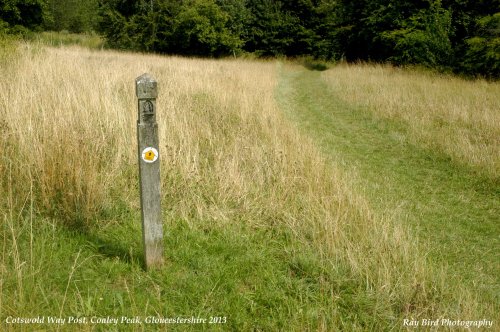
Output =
[{"x1": 142, "y1": 147, "x2": 159, "y2": 163}]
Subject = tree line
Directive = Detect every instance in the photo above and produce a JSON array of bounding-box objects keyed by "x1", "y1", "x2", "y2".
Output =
[{"x1": 1, "y1": 0, "x2": 498, "y2": 78}]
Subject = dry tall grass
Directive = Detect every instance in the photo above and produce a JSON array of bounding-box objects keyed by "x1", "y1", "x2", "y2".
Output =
[
  {"x1": 322, "y1": 64, "x2": 500, "y2": 179},
  {"x1": 0, "y1": 43, "x2": 488, "y2": 326}
]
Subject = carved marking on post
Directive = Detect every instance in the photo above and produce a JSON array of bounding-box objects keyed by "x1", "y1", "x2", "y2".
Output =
[{"x1": 136, "y1": 73, "x2": 163, "y2": 270}]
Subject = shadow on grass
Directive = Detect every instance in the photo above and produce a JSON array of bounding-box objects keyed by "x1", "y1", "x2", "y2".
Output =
[
  {"x1": 63, "y1": 212, "x2": 145, "y2": 267},
  {"x1": 302, "y1": 59, "x2": 330, "y2": 71},
  {"x1": 84, "y1": 231, "x2": 143, "y2": 265}
]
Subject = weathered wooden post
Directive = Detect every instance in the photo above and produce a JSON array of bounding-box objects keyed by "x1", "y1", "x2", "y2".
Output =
[{"x1": 136, "y1": 73, "x2": 163, "y2": 269}]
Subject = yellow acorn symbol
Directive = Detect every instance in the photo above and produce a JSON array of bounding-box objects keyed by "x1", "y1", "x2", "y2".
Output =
[
  {"x1": 145, "y1": 150, "x2": 155, "y2": 161},
  {"x1": 142, "y1": 147, "x2": 159, "y2": 163}
]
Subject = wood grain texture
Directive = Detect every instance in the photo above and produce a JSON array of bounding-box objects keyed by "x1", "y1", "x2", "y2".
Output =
[{"x1": 136, "y1": 73, "x2": 163, "y2": 270}]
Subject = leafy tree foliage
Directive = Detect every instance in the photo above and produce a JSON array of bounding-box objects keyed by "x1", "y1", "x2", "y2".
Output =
[
  {"x1": 2, "y1": 0, "x2": 498, "y2": 77},
  {"x1": 44, "y1": 0, "x2": 99, "y2": 33},
  {"x1": 173, "y1": 0, "x2": 241, "y2": 56},
  {"x1": 215, "y1": 0, "x2": 251, "y2": 47},
  {"x1": 382, "y1": 1, "x2": 453, "y2": 67},
  {"x1": 244, "y1": 0, "x2": 298, "y2": 56},
  {"x1": 248, "y1": 0, "x2": 326, "y2": 57},
  {"x1": 332, "y1": 0, "x2": 452, "y2": 63},
  {"x1": 462, "y1": 12, "x2": 500, "y2": 78},
  {"x1": 0, "y1": 0, "x2": 46, "y2": 32},
  {"x1": 98, "y1": 0, "x2": 240, "y2": 55}
]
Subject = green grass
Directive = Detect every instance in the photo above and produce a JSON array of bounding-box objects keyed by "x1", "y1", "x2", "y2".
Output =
[
  {"x1": 277, "y1": 66, "x2": 499, "y2": 314},
  {"x1": 0, "y1": 34, "x2": 17, "y2": 64},
  {"x1": 4, "y1": 191, "x2": 433, "y2": 330},
  {"x1": 34, "y1": 31, "x2": 104, "y2": 49},
  {"x1": 4, "y1": 206, "x2": 397, "y2": 331},
  {"x1": 1, "y1": 44, "x2": 497, "y2": 331},
  {"x1": 2, "y1": 215, "x2": 318, "y2": 330}
]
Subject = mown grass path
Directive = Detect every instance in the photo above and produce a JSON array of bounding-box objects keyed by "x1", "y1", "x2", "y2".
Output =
[{"x1": 277, "y1": 66, "x2": 499, "y2": 309}]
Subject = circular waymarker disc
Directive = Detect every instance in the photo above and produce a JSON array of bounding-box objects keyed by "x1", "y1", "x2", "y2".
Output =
[{"x1": 141, "y1": 147, "x2": 159, "y2": 163}]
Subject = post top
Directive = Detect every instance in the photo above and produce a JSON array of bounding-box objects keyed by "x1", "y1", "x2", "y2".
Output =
[{"x1": 136, "y1": 73, "x2": 157, "y2": 99}]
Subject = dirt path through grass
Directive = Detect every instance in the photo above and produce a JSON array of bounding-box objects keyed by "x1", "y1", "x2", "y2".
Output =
[{"x1": 277, "y1": 65, "x2": 499, "y2": 311}]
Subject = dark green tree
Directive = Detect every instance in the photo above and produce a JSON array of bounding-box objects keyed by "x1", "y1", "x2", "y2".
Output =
[
  {"x1": 44, "y1": 0, "x2": 99, "y2": 33},
  {"x1": 215, "y1": 0, "x2": 251, "y2": 47},
  {"x1": 332, "y1": 0, "x2": 438, "y2": 61},
  {"x1": 382, "y1": 1, "x2": 453, "y2": 67},
  {"x1": 93, "y1": 0, "x2": 498, "y2": 77},
  {"x1": 98, "y1": 0, "x2": 241, "y2": 56},
  {"x1": 243, "y1": 0, "x2": 326, "y2": 57},
  {"x1": 172, "y1": 0, "x2": 242, "y2": 56},
  {"x1": 98, "y1": 0, "x2": 152, "y2": 50},
  {"x1": 281, "y1": 0, "x2": 326, "y2": 57},
  {"x1": 1, "y1": 0, "x2": 46, "y2": 32},
  {"x1": 440, "y1": 0, "x2": 499, "y2": 73},
  {"x1": 462, "y1": 12, "x2": 500, "y2": 78},
  {"x1": 243, "y1": 0, "x2": 296, "y2": 56}
]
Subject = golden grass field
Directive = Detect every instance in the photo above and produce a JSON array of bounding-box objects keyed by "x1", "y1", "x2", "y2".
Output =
[
  {"x1": 323, "y1": 64, "x2": 500, "y2": 179},
  {"x1": 0, "y1": 42, "x2": 498, "y2": 329}
]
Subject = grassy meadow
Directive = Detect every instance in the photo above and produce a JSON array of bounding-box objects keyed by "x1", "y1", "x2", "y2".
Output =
[
  {"x1": 0, "y1": 41, "x2": 498, "y2": 330},
  {"x1": 34, "y1": 31, "x2": 104, "y2": 50},
  {"x1": 322, "y1": 64, "x2": 500, "y2": 179},
  {"x1": 278, "y1": 64, "x2": 499, "y2": 328}
]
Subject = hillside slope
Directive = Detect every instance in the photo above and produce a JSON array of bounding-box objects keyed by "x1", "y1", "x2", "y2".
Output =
[
  {"x1": 277, "y1": 65, "x2": 499, "y2": 319},
  {"x1": 0, "y1": 44, "x2": 497, "y2": 330}
]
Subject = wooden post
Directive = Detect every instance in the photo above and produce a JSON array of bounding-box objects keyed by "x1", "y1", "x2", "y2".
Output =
[{"x1": 136, "y1": 73, "x2": 163, "y2": 269}]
